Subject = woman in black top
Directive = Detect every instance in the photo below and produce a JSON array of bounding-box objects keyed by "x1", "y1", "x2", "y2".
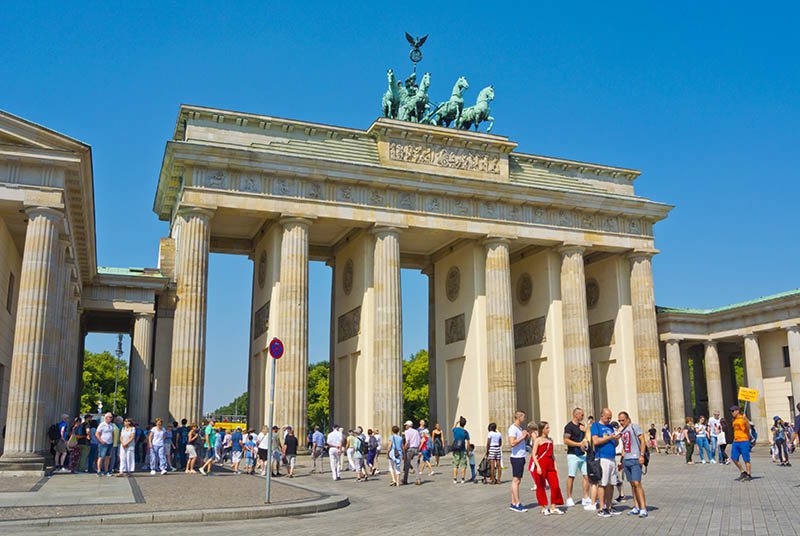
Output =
[
  {"x1": 682, "y1": 417, "x2": 697, "y2": 464},
  {"x1": 431, "y1": 424, "x2": 445, "y2": 466}
]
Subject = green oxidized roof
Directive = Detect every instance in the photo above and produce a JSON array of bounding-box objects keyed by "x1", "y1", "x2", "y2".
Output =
[
  {"x1": 97, "y1": 266, "x2": 163, "y2": 278},
  {"x1": 657, "y1": 288, "x2": 800, "y2": 315}
]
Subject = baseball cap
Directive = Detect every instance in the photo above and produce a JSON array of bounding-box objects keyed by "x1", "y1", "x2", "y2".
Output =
[
  {"x1": 404, "y1": 420, "x2": 413, "y2": 426},
  {"x1": 729, "y1": 405, "x2": 740, "y2": 412}
]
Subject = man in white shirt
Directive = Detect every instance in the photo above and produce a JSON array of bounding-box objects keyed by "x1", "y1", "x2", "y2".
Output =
[
  {"x1": 708, "y1": 410, "x2": 722, "y2": 464},
  {"x1": 326, "y1": 425, "x2": 344, "y2": 480},
  {"x1": 95, "y1": 412, "x2": 115, "y2": 476},
  {"x1": 508, "y1": 410, "x2": 530, "y2": 513},
  {"x1": 373, "y1": 429, "x2": 382, "y2": 453}
]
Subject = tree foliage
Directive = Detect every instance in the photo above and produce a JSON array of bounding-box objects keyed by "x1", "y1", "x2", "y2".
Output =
[
  {"x1": 403, "y1": 349, "x2": 429, "y2": 423},
  {"x1": 80, "y1": 350, "x2": 128, "y2": 415},
  {"x1": 308, "y1": 361, "x2": 329, "y2": 431},
  {"x1": 213, "y1": 391, "x2": 248, "y2": 416}
]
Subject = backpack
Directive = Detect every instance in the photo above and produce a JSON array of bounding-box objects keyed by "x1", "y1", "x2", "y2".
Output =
[
  {"x1": 47, "y1": 423, "x2": 59, "y2": 441},
  {"x1": 368, "y1": 435, "x2": 378, "y2": 450},
  {"x1": 749, "y1": 423, "x2": 758, "y2": 448},
  {"x1": 357, "y1": 437, "x2": 368, "y2": 456},
  {"x1": 477, "y1": 456, "x2": 491, "y2": 478}
]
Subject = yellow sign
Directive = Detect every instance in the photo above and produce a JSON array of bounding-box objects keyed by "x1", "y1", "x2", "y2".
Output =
[{"x1": 738, "y1": 387, "x2": 759, "y2": 402}]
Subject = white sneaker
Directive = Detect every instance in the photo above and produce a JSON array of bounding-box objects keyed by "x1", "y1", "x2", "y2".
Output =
[
  {"x1": 584, "y1": 504, "x2": 597, "y2": 511},
  {"x1": 160, "y1": 470, "x2": 167, "y2": 475},
  {"x1": 711, "y1": 460, "x2": 717, "y2": 464},
  {"x1": 199, "y1": 467, "x2": 206, "y2": 475},
  {"x1": 701, "y1": 460, "x2": 707, "y2": 464},
  {"x1": 581, "y1": 498, "x2": 591, "y2": 506},
  {"x1": 565, "y1": 498, "x2": 575, "y2": 507},
  {"x1": 150, "y1": 470, "x2": 156, "y2": 475}
]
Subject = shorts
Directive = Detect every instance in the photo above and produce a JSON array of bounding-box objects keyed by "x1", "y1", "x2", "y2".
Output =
[
  {"x1": 272, "y1": 450, "x2": 281, "y2": 462},
  {"x1": 186, "y1": 445, "x2": 197, "y2": 458},
  {"x1": 622, "y1": 458, "x2": 642, "y2": 482},
  {"x1": 258, "y1": 448, "x2": 269, "y2": 461},
  {"x1": 55, "y1": 439, "x2": 68, "y2": 454},
  {"x1": 389, "y1": 452, "x2": 402, "y2": 472},
  {"x1": 245, "y1": 457, "x2": 254, "y2": 468},
  {"x1": 731, "y1": 440, "x2": 751, "y2": 462},
  {"x1": 510, "y1": 456, "x2": 526, "y2": 479},
  {"x1": 206, "y1": 448, "x2": 215, "y2": 461},
  {"x1": 98, "y1": 443, "x2": 113, "y2": 458},
  {"x1": 232, "y1": 451, "x2": 242, "y2": 464},
  {"x1": 566, "y1": 453, "x2": 587, "y2": 477},
  {"x1": 286, "y1": 455, "x2": 297, "y2": 468},
  {"x1": 649, "y1": 439, "x2": 658, "y2": 448},
  {"x1": 599, "y1": 458, "x2": 618, "y2": 486},
  {"x1": 487, "y1": 445, "x2": 502, "y2": 460},
  {"x1": 452, "y1": 450, "x2": 468, "y2": 469}
]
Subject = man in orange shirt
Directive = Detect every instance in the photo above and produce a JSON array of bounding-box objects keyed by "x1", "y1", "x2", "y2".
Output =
[{"x1": 729, "y1": 405, "x2": 752, "y2": 481}]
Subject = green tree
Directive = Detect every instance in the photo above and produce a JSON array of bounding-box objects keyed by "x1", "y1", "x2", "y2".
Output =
[
  {"x1": 308, "y1": 361, "x2": 329, "y2": 430},
  {"x1": 80, "y1": 350, "x2": 127, "y2": 414},
  {"x1": 403, "y1": 349, "x2": 429, "y2": 423},
  {"x1": 213, "y1": 392, "x2": 248, "y2": 417}
]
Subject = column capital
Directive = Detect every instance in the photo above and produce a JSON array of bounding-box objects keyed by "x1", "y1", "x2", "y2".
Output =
[
  {"x1": 786, "y1": 325, "x2": 800, "y2": 335},
  {"x1": 664, "y1": 337, "x2": 683, "y2": 345},
  {"x1": 279, "y1": 215, "x2": 314, "y2": 230},
  {"x1": 134, "y1": 311, "x2": 155, "y2": 320},
  {"x1": 626, "y1": 248, "x2": 659, "y2": 261},
  {"x1": 743, "y1": 332, "x2": 759, "y2": 342},
  {"x1": 421, "y1": 264, "x2": 434, "y2": 277},
  {"x1": 557, "y1": 242, "x2": 590, "y2": 256},
  {"x1": 703, "y1": 340, "x2": 718, "y2": 349},
  {"x1": 177, "y1": 205, "x2": 216, "y2": 220},
  {"x1": 24, "y1": 206, "x2": 64, "y2": 222},
  {"x1": 371, "y1": 224, "x2": 403, "y2": 237},
  {"x1": 482, "y1": 235, "x2": 511, "y2": 249}
]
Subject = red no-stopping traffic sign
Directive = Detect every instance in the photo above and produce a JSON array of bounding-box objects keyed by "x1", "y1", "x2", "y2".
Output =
[{"x1": 269, "y1": 338, "x2": 284, "y2": 359}]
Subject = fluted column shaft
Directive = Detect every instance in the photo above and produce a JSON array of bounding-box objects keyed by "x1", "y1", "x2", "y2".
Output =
[
  {"x1": 168, "y1": 207, "x2": 212, "y2": 424},
  {"x1": 743, "y1": 334, "x2": 768, "y2": 440},
  {"x1": 485, "y1": 238, "x2": 516, "y2": 423},
  {"x1": 629, "y1": 252, "x2": 665, "y2": 426},
  {"x1": 0, "y1": 207, "x2": 64, "y2": 470},
  {"x1": 275, "y1": 218, "x2": 310, "y2": 442},
  {"x1": 703, "y1": 341, "x2": 724, "y2": 417},
  {"x1": 59, "y1": 295, "x2": 80, "y2": 415},
  {"x1": 52, "y1": 255, "x2": 72, "y2": 424},
  {"x1": 129, "y1": 312, "x2": 155, "y2": 424},
  {"x1": 372, "y1": 227, "x2": 402, "y2": 437},
  {"x1": 665, "y1": 339, "x2": 686, "y2": 429},
  {"x1": 787, "y1": 327, "x2": 800, "y2": 405},
  {"x1": 559, "y1": 245, "x2": 594, "y2": 416}
]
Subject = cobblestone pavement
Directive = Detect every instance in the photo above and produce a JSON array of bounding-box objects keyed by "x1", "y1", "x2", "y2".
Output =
[{"x1": 6, "y1": 448, "x2": 800, "y2": 535}]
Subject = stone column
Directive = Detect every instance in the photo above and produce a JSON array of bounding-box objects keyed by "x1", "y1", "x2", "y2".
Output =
[
  {"x1": 45, "y1": 240, "x2": 67, "y2": 426},
  {"x1": 484, "y1": 238, "x2": 516, "y2": 424},
  {"x1": 128, "y1": 312, "x2": 155, "y2": 425},
  {"x1": 629, "y1": 251, "x2": 665, "y2": 427},
  {"x1": 665, "y1": 339, "x2": 686, "y2": 429},
  {"x1": 372, "y1": 226, "x2": 402, "y2": 439},
  {"x1": 423, "y1": 264, "x2": 437, "y2": 426},
  {"x1": 58, "y1": 294, "x2": 80, "y2": 415},
  {"x1": 0, "y1": 207, "x2": 64, "y2": 472},
  {"x1": 558, "y1": 245, "x2": 594, "y2": 416},
  {"x1": 275, "y1": 218, "x2": 310, "y2": 442},
  {"x1": 168, "y1": 207, "x2": 212, "y2": 424},
  {"x1": 743, "y1": 333, "x2": 768, "y2": 440},
  {"x1": 786, "y1": 326, "x2": 800, "y2": 405},
  {"x1": 703, "y1": 341, "x2": 724, "y2": 418},
  {"x1": 327, "y1": 258, "x2": 336, "y2": 428}
]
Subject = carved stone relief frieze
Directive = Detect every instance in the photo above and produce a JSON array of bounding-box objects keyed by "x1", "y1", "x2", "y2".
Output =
[
  {"x1": 586, "y1": 278, "x2": 600, "y2": 309},
  {"x1": 603, "y1": 216, "x2": 619, "y2": 233},
  {"x1": 337, "y1": 306, "x2": 361, "y2": 342},
  {"x1": 445, "y1": 313, "x2": 466, "y2": 344},
  {"x1": 452, "y1": 198, "x2": 471, "y2": 216},
  {"x1": 253, "y1": 301, "x2": 270, "y2": 339},
  {"x1": 241, "y1": 175, "x2": 261, "y2": 193},
  {"x1": 305, "y1": 181, "x2": 322, "y2": 199},
  {"x1": 368, "y1": 188, "x2": 386, "y2": 206},
  {"x1": 588, "y1": 319, "x2": 615, "y2": 348},
  {"x1": 479, "y1": 201, "x2": 497, "y2": 219},
  {"x1": 517, "y1": 273, "x2": 532, "y2": 305},
  {"x1": 342, "y1": 258, "x2": 354, "y2": 295},
  {"x1": 627, "y1": 218, "x2": 641, "y2": 234},
  {"x1": 558, "y1": 209, "x2": 572, "y2": 227},
  {"x1": 514, "y1": 316, "x2": 546, "y2": 349},
  {"x1": 205, "y1": 170, "x2": 227, "y2": 189},
  {"x1": 398, "y1": 192, "x2": 415, "y2": 210},
  {"x1": 533, "y1": 207, "x2": 547, "y2": 224},
  {"x1": 387, "y1": 140, "x2": 501, "y2": 174},
  {"x1": 273, "y1": 177, "x2": 293, "y2": 196},
  {"x1": 445, "y1": 266, "x2": 460, "y2": 302},
  {"x1": 338, "y1": 185, "x2": 355, "y2": 203},
  {"x1": 426, "y1": 195, "x2": 443, "y2": 212}
]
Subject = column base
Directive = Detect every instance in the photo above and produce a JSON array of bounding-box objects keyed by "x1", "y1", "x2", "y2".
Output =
[{"x1": 0, "y1": 452, "x2": 47, "y2": 476}]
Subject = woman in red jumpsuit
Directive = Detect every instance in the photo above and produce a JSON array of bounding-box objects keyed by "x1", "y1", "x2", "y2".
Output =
[{"x1": 529, "y1": 421, "x2": 565, "y2": 515}]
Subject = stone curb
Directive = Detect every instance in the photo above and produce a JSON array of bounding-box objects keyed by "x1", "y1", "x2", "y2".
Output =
[{"x1": 0, "y1": 494, "x2": 349, "y2": 527}]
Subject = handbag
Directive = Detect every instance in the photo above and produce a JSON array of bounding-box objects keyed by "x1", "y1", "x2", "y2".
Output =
[
  {"x1": 449, "y1": 438, "x2": 465, "y2": 453},
  {"x1": 67, "y1": 433, "x2": 78, "y2": 449},
  {"x1": 586, "y1": 444, "x2": 602, "y2": 482}
]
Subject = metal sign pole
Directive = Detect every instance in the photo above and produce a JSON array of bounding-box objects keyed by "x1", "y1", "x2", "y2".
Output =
[{"x1": 265, "y1": 354, "x2": 277, "y2": 503}]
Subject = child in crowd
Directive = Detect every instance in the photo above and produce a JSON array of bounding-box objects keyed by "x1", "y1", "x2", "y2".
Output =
[
  {"x1": 467, "y1": 444, "x2": 477, "y2": 482},
  {"x1": 244, "y1": 434, "x2": 256, "y2": 475}
]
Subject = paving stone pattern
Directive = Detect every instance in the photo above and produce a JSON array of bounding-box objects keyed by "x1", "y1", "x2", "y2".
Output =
[{"x1": 4, "y1": 449, "x2": 800, "y2": 535}]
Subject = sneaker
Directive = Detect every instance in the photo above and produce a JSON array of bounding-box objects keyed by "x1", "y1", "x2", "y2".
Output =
[
  {"x1": 735, "y1": 472, "x2": 747, "y2": 481},
  {"x1": 565, "y1": 498, "x2": 575, "y2": 507},
  {"x1": 517, "y1": 504, "x2": 528, "y2": 512},
  {"x1": 597, "y1": 509, "x2": 611, "y2": 518},
  {"x1": 150, "y1": 470, "x2": 156, "y2": 475},
  {"x1": 711, "y1": 460, "x2": 717, "y2": 464},
  {"x1": 744, "y1": 473, "x2": 753, "y2": 481},
  {"x1": 509, "y1": 504, "x2": 516, "y2": 511},
  {"x1": 609, "y1": 508, "x2": 622, "y2": 516},
  {"x1": 584, "y1": 504, "x2": 597, "y2": 511},
  {"x1": 615, "y1": 495, "x2": 624, "y2": 503},
  {"x1": 96, "y1": 473, "x2": 102, "y2": 477},
  {"x1": 581, "y1": 498, "x2": 591, "y2": 506},
  {"x1": 550, "y1": 508, "x2": 564, "y2": 515},
  {"x1": 161, "y1": 470, "x2": 167, "y2": 475},
  {"x1": 198, "y1": 467, "x2": 206, "y2": 475},
  {"x1": 628, "y1": 508, "x2": 640, "y2": 515},
  {"x1": 639, "y1": 510, "x2": 648, "y2": 518},
  {"x1": 701, "y1": 460, "x2": 707, "y2": 464},
  {"x1": 542, "y1": 509, "x2": 551, "y2": 516},
  {"x1": 460, "y1": 479, "x2": 465, "y2": 484}
]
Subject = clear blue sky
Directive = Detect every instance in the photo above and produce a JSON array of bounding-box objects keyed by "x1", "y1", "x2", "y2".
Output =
[{"x1": 3, "y1": 3, "x2": 797, "y2": 412}]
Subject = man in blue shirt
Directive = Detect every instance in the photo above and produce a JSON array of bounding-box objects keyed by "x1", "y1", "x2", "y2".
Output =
[
  {"x1": 311, "y1": 426, "x2": 326, "y2": 473},
  {"x1": 55, "y1": 414, "x2": 69, "y2": 471},
  {"x1": 590, "y1": 408, "x2": 620, "y2": 518},
  {"x1": 230, "y1": 427, "x2": 244, "y2": 473},
  {"x1": 451, "y1": 416, "x2": 471, "y2": 484}
]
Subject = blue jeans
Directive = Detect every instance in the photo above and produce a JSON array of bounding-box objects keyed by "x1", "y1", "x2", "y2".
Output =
[
  {"x1": 696, "y1": 436, "x2": 712, "y2": 461},
  {"x1": 149, "y1": 444, "x2": 167, "y2": 472},
  {"x1": 710, "y1": 436, "x2": 720, "y2": 461},
  {"x1": 88, "y1": 444, "x2": 98, "y2": 472}
]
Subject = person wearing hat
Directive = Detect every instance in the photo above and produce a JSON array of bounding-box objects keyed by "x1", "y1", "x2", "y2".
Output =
[
  {"x1": 771, "y1": 416, "x2": 791, "y2": 467},
  {"x1": 402, "y1": 420, "x2": 422, "y2": 485},
  {"x1": 729, "y1": 406, "x2": 752, "y2": 481}
]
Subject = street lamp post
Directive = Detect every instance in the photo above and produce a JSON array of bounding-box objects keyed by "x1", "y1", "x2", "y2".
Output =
[{"x1": 113, "y1": 333, "x2": 123, "y2": 414}]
